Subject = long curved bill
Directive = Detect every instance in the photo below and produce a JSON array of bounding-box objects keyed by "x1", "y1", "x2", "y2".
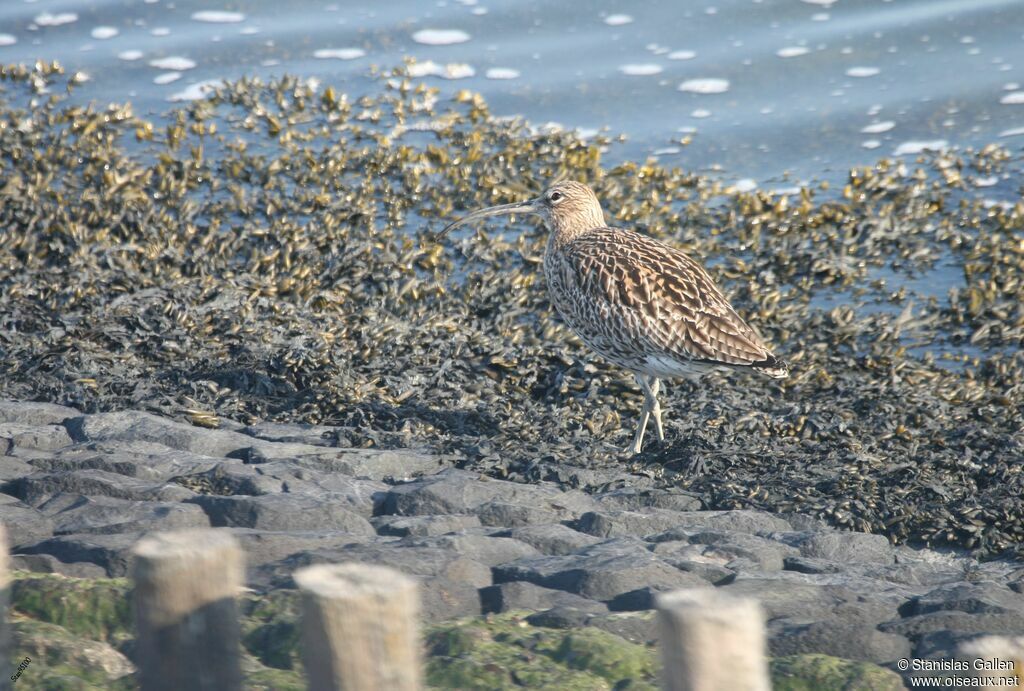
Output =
[{"x1": 434, "y1": 198, "x2": 539, "y2": 240}]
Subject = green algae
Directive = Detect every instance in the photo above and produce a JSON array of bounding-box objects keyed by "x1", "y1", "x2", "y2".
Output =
[
  {"x1": 10, "y1": 573, "x2": 131, "y2": 646},
  {"x1": 771, "y1": 653, "x2": 905, "y2": 691}
]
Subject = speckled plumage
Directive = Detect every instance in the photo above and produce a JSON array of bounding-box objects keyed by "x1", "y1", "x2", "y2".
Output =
[{"x1": 439, "y1": 181, "x2": 788, "y2": 455}]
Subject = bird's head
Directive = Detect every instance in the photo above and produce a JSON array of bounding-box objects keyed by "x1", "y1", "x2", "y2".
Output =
[{"x1": 435, "y1": 181, "x2": 605, "y2": 239}]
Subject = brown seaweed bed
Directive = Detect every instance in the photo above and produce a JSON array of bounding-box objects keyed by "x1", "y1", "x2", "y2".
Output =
[{"x1": 0, "y1": 62, "x2": 1022, "y2": 556}]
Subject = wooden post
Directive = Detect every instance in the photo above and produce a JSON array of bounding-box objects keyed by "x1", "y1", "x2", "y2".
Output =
[
  {"x1": 131, "y1": 529, "x2": 244, "y2": 691},
  {"x1": 656, "y1": 588, "x2": 771, "y2": 691},
  {"x1": 295, "y1": 563, "x2": 422, "y2": 691},
  {"x1": 959, "y1": 637, "x2": 1023, "y2": 689}
]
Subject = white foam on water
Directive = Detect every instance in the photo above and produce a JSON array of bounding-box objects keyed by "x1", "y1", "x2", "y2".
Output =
[
  {"x1": 668, "y1": 50, "x2": 696, "y2": 60},
  {"x1": 620, "y1": 63, "x2": 662, "y2": 76},
  {"x1": 998, "y1": 126, "x2": 1024, "y2": 137},
  {"x1": 150, "y1": 56, "x2": 196, "y2": 70},
  {"x1": 313, "y1": 48, "x2": 366, "y2": 60},
  {"x1": 240, "y1": 27, "x2": 260, "y2": 35},
  {"x1": 151, "y1": 28, "x2": 171, "y2": 36},
  {"x1": 576, "y1": 127, "x2": 599, "y2": 139},
  {"x1": 679, "y1": 78, "x2": 730, "y2": 94},
  {"x1": 959, "y1": 36, "x2": 975, "y2": 44},
  {"x1": 604, "y1": 14, "x2": 633, "y2": 26},
  {"x1": 154, "y1": 72, "x2": 182, "y2": 85},
  {"x1": 861, "y1": 139, "x2": 881, "y2": 149},
  {"x1": 191, "y1": 11, "x2": 246, "y2": 23},
  {"x1": 777, "y1": 46, "x2": 808, "y2": 58},
  {"x1": 1004, "y1": 82, "x2": 1020, "y2": 91},
  {"x1": 1000, "y1": 91, "x2": 1024, "y2": 105},
  {"x1": 974, "y1": 176, "x2": 998, "y2": 187},
  {"x1": 485, "y1": 67, "x2": 519, "y2": 79},
  {"x1": 691, "y1": 108, "x2": 712, "y2": 118},
  {"x1": 653, "y1": 146, "x2": 680, "y2": 155},
  {"x1": 867, "y1": 104, "x2": 883, "y2": 116},
  {"x1": 35, "y1": 12, "x2": 78, "y2": 27},
  {"x1": 91, "y1": 26, "x2": 118, "y2": 40},
  {"x1": 412, "y1": 29, "x2": 471, "y2": 45},
  {"x1": 118, "y1": 50, "x2": 144, "y2": 61},
  {"x1": 168, "y1": 79, "x2": 224, "y2": 102},
  {"x1": 800, "y1": 0, "x2": 835, "y2": 5},
  {"x1": 0, "y1": 34, "x2": 16, "y2": 47},
  {"x1": 861, "y1": 121, "x2": 894, "y2": 133},
  {"x1": 812, "y1": 12, "x2": 830, "y2": 21},
  {"x1": 733, "y1": 178, "x2": 757, "y2": 192},
  {"x1": 846, "y1": 66, "x2": 880, "y2": 77},
  {"x1": 407, "y1": 60, "x2": 475, "y2": 79},
  {"x1": 893, "y1": 139, "x2": 947, "y2": 155},
  {"x1": 677, "y1": 126, "x2": 697, "y2": 134}
]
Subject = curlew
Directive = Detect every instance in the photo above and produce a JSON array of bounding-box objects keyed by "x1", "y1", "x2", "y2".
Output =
[{"x1": 437, "y1": 181, "x2": 788, "y2": 455}]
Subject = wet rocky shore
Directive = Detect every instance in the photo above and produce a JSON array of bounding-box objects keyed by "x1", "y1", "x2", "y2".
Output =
[
  {"x1": 1, "y1": 400, "x2": 1022, "y2": 688},
  {"x1": 1, "y1": 62, "x2": 1022, "y2": 687}
]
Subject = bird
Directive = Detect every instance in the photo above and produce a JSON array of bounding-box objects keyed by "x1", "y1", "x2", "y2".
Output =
[{"x1": 437, "y1": 181, "x2": 788, "y2": 455}]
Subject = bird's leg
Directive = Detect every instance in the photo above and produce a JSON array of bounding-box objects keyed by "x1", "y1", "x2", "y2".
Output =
[
  {"x1": 647, "y1": 377, "x2": 665, "y2": 442},
  {"x1": 626, "y1": 373, "x2": 652, "y2": 454}
]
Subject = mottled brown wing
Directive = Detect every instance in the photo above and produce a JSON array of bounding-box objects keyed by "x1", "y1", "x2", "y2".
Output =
[{"x1": 564, "y1": 227, "x2": 784, "y2": 372}]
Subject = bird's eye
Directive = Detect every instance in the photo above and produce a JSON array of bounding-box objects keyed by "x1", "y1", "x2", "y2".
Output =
[{"x1": 549, "y1": 191, "x2": 563, "y2": 203}]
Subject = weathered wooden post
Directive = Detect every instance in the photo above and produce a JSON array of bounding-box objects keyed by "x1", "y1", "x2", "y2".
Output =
[
  {"x1": 959, "y1": 636, "x2": 1023, "y2": 688},
  {"x1": 295, "y1": 563, "x2": 422, "y2": 691},
  {"x1": 131, "y1": 529, "x2": 244, "y2": 691},
  {"x1": 656, "y1": 588, "x2": 771, "y2": 691}
]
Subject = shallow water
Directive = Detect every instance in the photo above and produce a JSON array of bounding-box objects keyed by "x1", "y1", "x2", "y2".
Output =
[{"x1": 2, "y1": 0, "x2": 1024, "y2": 185}]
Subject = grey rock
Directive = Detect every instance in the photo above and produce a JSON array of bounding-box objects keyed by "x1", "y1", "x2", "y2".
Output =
[
  {"x1": 188, "y1": 493, "x2": 375, "y2": 534},
  {"x1": 9, "y1": 553, "x2": 108, "y2": 579},
  {"x1": 773, "y1": 530, "x2": 895, "y2": 565},
  {"x1": 900, "y1": 582, "x2": 1024, "y2": 617},
  {"x1": 381, "y1": 468, "x2": 597, "y2": 521},
  {"x1": 228, "y1": 529, "x2": 374, "y2": 568},
  {"x1": 584, "y1": 611, "x2": 658, "y2": 644},
  {"x1": 720, "y1": 574, "x2": 901, "y2": 624},
  {"x1": 0, "y1": 494, "x2": 55, "y2": 546},
  {"x1": 644, "y1": 510, "x2": 791, "y2": 535},
  {"x1": 526, "y1": 606, "x2": 596, "y2": 629},
  {"x1": 372, "y1": 514, "x2": 482, "y2": 537},
  {"x1": 0, "y1": 423, "x2": 73, "y2": 452},
  {"x1": 396, "y1": 533, "x2": 539, "y2": 567},
  {"x1": 0, "y1": 456, "x2": 37, "y2": 482},
  {"x1": 32, "y1": 440, "x2": 222, "y2": 481},
  {"x1": 17, "y1": 532, "x2": 142, "y2": 577},
  {"x1": 475, "y1": 501, "x2": 561, "y2": 527},
  {"x1": 480, "y1": 582, "x2": 606, "y2": 614},
  {"x1": 651, "y1": 530, "x2": 798, "y2": 572},
  {"x1": 173, "y1": 462, "x2": 297, "y2": 496},
  {"x1": 493, "y1": 538, "x2": 708, "y2": 603},
  {"x1": 768, "y1": 618, "x2": 912, "y2": 665},
  {"x1": 41, "y1": 495, "x2": 210, "y2": 535},
  {"x1": 880, "y1": 611, "x2": 1024, "y2": 639},
  {"x1": 239, "y1": 421, "x2": 346, "y2": 447},
  {"x1": 0, "y1": 400, "x2": 80, "y2": 426},
  {"x1": 593, "y1": 488, "x2": 702, "y2": 512},
  {"x1": 784, "y1": 556, "x2": 841, "y2": 574},
  {"x1": 575, "y1": 509, "x2": 703, "y2": 539},
  {"x1": 913, "y1": 630, "x2": 989, "y2": 659},
  {"x1": 7, "y1": 469, "x2": 194, "y2": 506},
  {"x1": 501, "y1": 524, "x2": 603, "y2": 556}
]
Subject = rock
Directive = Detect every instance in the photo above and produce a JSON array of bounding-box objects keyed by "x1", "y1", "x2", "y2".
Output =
[
  {"x1": 643, "y1": 509, "x2": 792, "y2": 535},
  {"x1": 380, "y1": 468, "x2": 598, "y2": 522},
  {"x1": 372, "y1": 514, "x2": 482, "y2": 537},
  {"x1": 880, "y1": 611, "x2": 1024, "y2": 639},
  {"x1": 493, "y1": 538, "x2": 708, "y2": 603},
  {"x1": 719, "y1": 574, "x2": 901, "y2": 624},
  {"x1": 9, "y1": 553, "x2": 109, "y2": 579},
  {"x1": 900, "y1": 582, "x2": 1024, "y2": 617},
  {"x1": 582, "y1": 611, "x2": 658, "y2": 644},
  {"x1": 768, "y1": 618, "x2": 912, "y2": 665},
  {"x1": 273, "y1": 448, "x2": 444, "y2": 481},
  {"x1": 32, "y1": 440, "x2": 222, "y2": 481},
  {"x1": 773, "y1": 530, "x2": 895, "y2": 565},
  {"x1": 14, "y1": 619, "x2": 134, "y2": 683},
  {"x1": 593, "y1": 488, "x2": 702, "y2": 511},
  {"x1": 172, "y1": 461, "x2": 296, "y2": 496},
  {"x1": 474, "y1": 501, "x2": 562, "y2": 527},
  {"x1": 783, "y1": 556, "x2": 841, "y2": 574},
  {"x1": 0, "y1": 423, "x2": 72, "y2": 452},
  {"x1": 650, "y1": 529, "x2": 798, "y2": 572},
  {"x1": 228, "y1": 528, "x2": 375, "y2": 569},
  {"x1": 396, "y1": 533, "x2": 539, "y2": 567},
  {"x1": 0, "y1": 455, "x2": 38, "y2": 482},
  {"x1": 188, "y1": 493, "x2": 375, "y2": 534},
  {"x1": 480, "y1": 582, "x2": 606, "y2": 614},
  {"x1": 501, "y1": 524, "x2": 603, "y2": 556},
  {"x1": 41, "y1": 495, "x2": 210, "y2": 535},
  {"x1": 575, "y1": 508, "x2": 705, "y2": 539},
  {"x1": 0, "y1": 494, "x2": 55, "y2": 546},
  {"x1": 6, "y1": 469, "x2": 194, "y2": 506},
  {"x1": 0, "y1": 400, "x2": 80, "y2": 426},
  {"x1": 914, "y1": 630, "x2": 989, "y2": 659},
  {"x1": 16, "y1": 533, "x2": 143, "y2": 577}
]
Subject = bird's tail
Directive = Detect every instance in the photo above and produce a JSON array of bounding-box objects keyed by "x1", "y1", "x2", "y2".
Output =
[{"x1": 751, "y1": 353, "x2": 789, "y2": 379}]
